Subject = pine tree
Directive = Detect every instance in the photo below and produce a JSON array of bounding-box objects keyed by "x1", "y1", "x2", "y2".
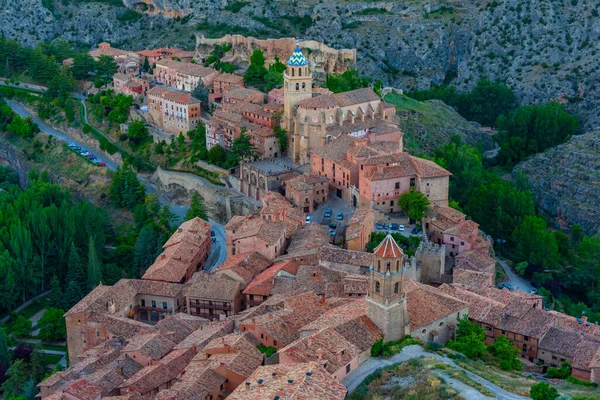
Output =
[
  {"x1": 66, "y1": 243, "x2": 84, "y2": 290},
  {"x1": 87, "y1": 236, "x2": 102, "y2": 291},
  {"x1": 185, "y1": 192, "x2": 208, "y2": 221},
  {"x1": 65, "y1": 280, "x2": 83, "y2": 309},
  {"x1": 29, "y1": 350, "x2": 47, "y2": 383},
  {"x1": 134, "y1": 224, "x2": 160, "y2": 274},
  {"x1": 0, "y1": 327, "x2": 10, "y2": 368},
  {"x1": 1, "y1": 359, "x2": 28, "y2": 399},
  {"x1": 48, "y1": 275, "x2": 63, "y2": 309}
]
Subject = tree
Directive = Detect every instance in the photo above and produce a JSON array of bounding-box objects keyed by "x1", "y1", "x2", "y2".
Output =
[
  {"x1": 142, "y1": 57, "x2": 151, "y2": 73},
  {"x1": 87, "y1": 236, "x2": 101, "y2": 291},
  {"x1": 0, "y1": 328, "x2": 10, "y2": 368},
  {"x1": 207, "y1": 144, "x2": 227, "y2": 166},
  {"x1": 95, "y1": 55, "x2": 118, "y2": 81},
  {"x1": 127, "y1": 119, "x2": 148, "y2": 145},
  {"x1": 37, "y1": 308, "x2": 66, "y2": 342},
  {"x1": 10, "y1": 222, "x2": 35, "y2": 303},
  {"x1": 244, "y1": 49, "x2": 268, "y2": 86},
  {"x1": 488, "y1": 336, "x2": 522, "y2": 371},
  {"x1": 64, "y1": 280, "x2": 82, "y2": 309},
  {"x1": 447, "y1": 317, "x2": 487, "y2": 359},
  {"x1": 134, "y1": 224, "x2": 161, "y2": 274},
  {"x1": 512, "y1": 216, "x2": 560, "y2": 271},
  {"x1": 530, "y1": 382, "x2": 559, "y2": 400},
  {"x1": 66, "y1": 243, "x2": 84, "y2": 291},
  {"x1": 228, "y1": 132, "x2": 256, "y2": 167},
  {"x1": 1, "y1": 359, "x2": 28, "y2": 399},
  {"x1": 398, "y1": 188, "x2": 430, "y2": 221},
  {"x1": 70, "y1": 53, "x2": 96, "y2": 80},
  {"x1": 48, "y1": 275, "x2": 63, "y2": 309},
  {"x1": 12, "y1": 315, "x2": 32, "y2": 337},
  {"x1": 462, "y1": 79, "x2": 517, "y2": 126},
  {"x1": 324, "y1": 70, "x2": 370, "y2": 93},
  {"x1": 546, "y1": 361, "x2": 571, "y2": 379},
  {"x1": 192, "y1": 82, "x2": 209, "y2": 102},
  {"x1": 185, "y1": 192, "x2": 208, "y2": 221},
  {"x1": 29, "y1": 209, "x2": 51, "y2": 292},
  {"x1": 29, "y1": 349, "x2": 47, "y2": 385},
  {"x1": 274, "y1": 126, "x2": 287, "y2": 152}
]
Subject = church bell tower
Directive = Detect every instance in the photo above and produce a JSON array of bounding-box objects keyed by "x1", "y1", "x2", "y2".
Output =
[
  {"x1": 366, "y1": 234, "x2": 410, "y2": 342},
  {"x1": 282, "y1": 43, "x2": 313, "y2": 142}
]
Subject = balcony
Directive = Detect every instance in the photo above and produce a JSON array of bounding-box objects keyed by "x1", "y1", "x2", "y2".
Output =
[
  {"x1": 134, "y1": 305, "x2": 174, "y2": 313},
  {"x1": 189, "y1": 302, "x2": 231, "y2": 311}
]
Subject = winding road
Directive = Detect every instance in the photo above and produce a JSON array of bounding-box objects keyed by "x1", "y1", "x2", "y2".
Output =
[
  {"x1": 5, "y1": 98, "x2": 227, "y2": 270},
  {"x1": 342, "y1": 345, "x2": 528, "y2": 400},
  {"x1": 496, "y1": 257, "x2": 535, "y2": 293}
]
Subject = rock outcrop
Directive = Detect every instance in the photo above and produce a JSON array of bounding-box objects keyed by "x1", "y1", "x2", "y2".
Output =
[
  {"x1": 195, "y1": 35, "x2": 356, "y2": 82},
  {"x1": 514, "y1": 130, "x2": 600, "y2": 235}
]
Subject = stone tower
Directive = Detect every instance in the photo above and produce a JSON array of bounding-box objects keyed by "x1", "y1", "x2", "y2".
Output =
[
  {"x1": 416, "y1": 241, "x2": 446, "y2": 285},
  {"x1": 282, "y1": 44, "x2": 313, "y2": 149},
  {"x1": 366, "y1": 234, "x2": 410, "y2": 342}
]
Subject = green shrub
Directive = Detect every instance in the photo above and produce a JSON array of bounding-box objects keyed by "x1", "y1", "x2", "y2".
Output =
[
  {"x1": 257, "y1": 344, "x2": 276, "y2": 358},
  {"x1": 546, "y1": 361, "x2": 571, "y2": 379},
  {"x1": 565, "y1": 375, "x2": 598, "y2": 387},
  {"x1": 12, "y1": 315, "x2": 32, "y2": 337}
]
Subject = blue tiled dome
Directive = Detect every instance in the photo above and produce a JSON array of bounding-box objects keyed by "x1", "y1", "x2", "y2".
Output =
[{"x1": 287, "y1": 44, "x2": 309, "y2": 66}]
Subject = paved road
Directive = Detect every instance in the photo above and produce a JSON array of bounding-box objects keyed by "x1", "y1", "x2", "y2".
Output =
[
  {"x1": 496, "y1": 257, "x2": 535, "y2": 293},
  {"x1": 0, "y1": 290, "x2": 49, "y2": 323},
  {"x1": 342, "y1": 345, "x2": 528, "y2": 400},
  {"x1": 205, "y1": 218, "x2": 227, "y2": 271}
]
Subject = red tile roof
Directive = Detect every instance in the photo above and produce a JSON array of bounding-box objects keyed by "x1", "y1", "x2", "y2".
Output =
[
  {"x1": 373, "y1": 234, "x2": 403, "y2": 258},
  {"x1": 62, "y1": 378, "x2": 101, "y2": 400},
  {"x1": 226, "y1": 362, "x2": 347, "y2": 400},
  {"x1": 403, "y1": 281, "x2": 469, "y2": 329},
  {"x1": 242, "y1": 260, "x2": 300, "y2": 297},
  {"x1": 147, "y1": 86, "x2": 201, "y2": 105},
  {"x1": 214, "y1": 252, "x2": 273, "y2": 286}
]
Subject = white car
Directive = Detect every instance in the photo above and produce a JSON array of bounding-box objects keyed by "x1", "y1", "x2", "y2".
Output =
[
  {"x1": 305, "y1": 215, "x2": 312, "y2": 223},
  {"x1": 398, "y1": 224, "x2": 405, "y2": 231}
]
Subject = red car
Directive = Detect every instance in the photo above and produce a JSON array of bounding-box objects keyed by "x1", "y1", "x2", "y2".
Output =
[{"x1": 98, "y1": 162, "x2": 106, "y2": 167}]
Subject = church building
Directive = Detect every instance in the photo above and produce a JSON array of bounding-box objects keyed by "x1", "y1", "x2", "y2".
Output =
[{"x1": 282, "y1": 45, "x2": 397, "y2": 164}]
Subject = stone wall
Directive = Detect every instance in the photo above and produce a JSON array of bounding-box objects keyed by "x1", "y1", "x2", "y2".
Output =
[
  {"x1": 151, "y1": 167, "x2": 261, "y2": 223},
  {"x1": 195, "y1": 35, "x2": 356, "y2": 82}
]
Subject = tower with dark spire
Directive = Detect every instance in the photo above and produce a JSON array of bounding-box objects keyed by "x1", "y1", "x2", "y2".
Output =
[
  {"x1": 366, "y1": 234, "x2": 410, "y2": 342},
  {"x1": 282, "y1": 42, "x2": 313, "y2": 144}
]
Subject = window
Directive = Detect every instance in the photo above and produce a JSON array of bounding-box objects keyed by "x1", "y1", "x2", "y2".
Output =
[
  {"x1": 296, "y1": 83, "x2": 299, "y2": 91},
  {"x1": 292, "y1": 68, "x2": 295, "y2": 77},
  {"x1": 552, "y1": 356, "x2": 557, "y2": 360},
  {"x1": 261, "y1": 333, "x2": 264, "y2": 339},
  {"x1": 375, "y1": 281, "x2": 380, "y2": 293},
  {"x1": 450, "y1": 237, "x2": 455, "y2": 241},
  {"x1": 163, "y1": 302, "x2": 168, "y2": 309},
  {"x1": 524, "y1": 336, "x2": 529, "y2": 342},
  {"x1": 141, "y1": 299, "x2": 145, "y2": 307},
  {"x1": 422, "y1": 329, "x2": 427, "y2": 334},
  {"x1": 273, "y1": 340, "x2": 278, "y2": 346},
  {"x1": 394, "y1": 282, "x2": 399, "y2": 294},
  {"x1": 395, "y1": 182, "x2": 400, "y2": 189},
  {"x1": 302, "y1": 82, "x2": 306, "y2": 89},
  {"x1": 152, "y1": 300, "x2": 156, "y2": 308},
  {"x1": 439, "y1": 321, "x2": 444, "y2": 327},
  {"x1": 346, "y1": 364, "x2": 351, "y2": 373}
]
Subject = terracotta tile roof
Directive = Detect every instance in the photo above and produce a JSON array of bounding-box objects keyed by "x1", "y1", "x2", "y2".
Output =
[
  {"x1": 271, "y1": 265, "x2": 345, "y2": 298},
  {"x1": 410, "y1": 156, "x2": 452, "y2": 178},
  {"x1": 226, "y1": 86, "x2": 264, "y2": 100},
  {"x1": 215, "y1": 252, "x2": 273, "y2": 286},
  {"x1": 155, "y1": 58, "x2": 217, "y2": 78},
  {"x1": 452, "y1": 268, "x2": 494, "y2": 289},
  {"x1": 546, "y1": 312, "x2": 600, "y2": 336},
  {"x1": 147, "y1": 86, "x2": 201, "y2": 105},
  {"x1": 284, "y1": 223, "x2": 331, "y2": 257},
  {"x1": 214, "y1": 72, "x2": 245, "y2": 84},
  {"x1": 242, "y1": 260, "x2": 300, "y2": 297},
  {"x1": 62, "y1": 378, "x2": 102, "y2": 400},
  {"x1": 287, "y1": 173, "x2": 329, "y2": 192},
  {"x1": 119, "y1": 348, "x2": 195, "y2": 394},
  {"x1": 154, "y1": 313, "x2": 209, "y2": 344},
  {"x1": 373, "y1": 234, "x2": 403, "y2": 258},
  {"x1": 312, "y1": 135, "x2": 356, "y2": 162},
  {"x1": 89, "y1": 47, "x2": 132, "y2": 58},
  {"x1": 455, "y1": 250, "x2": 496, "y2": 272},
  {"x1": 343, "y1": 275, "x2": 369, "y2": 296},
  {"x1": 184, "y1": 272, "x2": 242, "y2": 302},
  {"x1": 346, "y1": 208, "x2": 374, "y2": 240},
  {"x1": 573, "y1": 341, "x2": 600, "y2": 370},
  {"x1": 84, "y1": 357, "x2": 144, "y2": 395},
  {"x1": 444, "y1": 219, "x2": 480, "y2": 238},
  {"x1": 430, "y1": 205, "x2": 466, "y2": 222},
  {"x1": 403, "y1": 281, "x2": 469, "y2": 329},
  {"x1": 539, "y1": 327, "x2": 599, "y2": 358},
  {"x1": 300, "y1": 298, "x2": 382, "y2": 352},
  {"x1": 124, "y1": 332, "x2": 176, "y2": 360},
  {"x1": 280, "y1": 327, "x2": 361, "y2": 375},
  {"x1": 227, "y1": 362, "x2": 347, "y2": 400},
  {"x1": 226, "y1": 215, "x2": 286, "y2": 246},
  {"x1": 173, "y1": 320, "x2": 233, "y2": 350},
  {"x1": 319, "y1": 245, "x2": 374, "y2": 269},
  {"x1": 87, "y1": 313, "x2": 148, "y2": 338}
]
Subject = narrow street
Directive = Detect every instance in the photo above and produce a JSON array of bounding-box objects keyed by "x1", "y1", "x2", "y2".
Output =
[{"x1": 496, "y1": 257, "x2": 535, "y2": 293}]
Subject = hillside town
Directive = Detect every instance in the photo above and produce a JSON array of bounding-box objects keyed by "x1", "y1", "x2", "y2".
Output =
[{"x1": 25, "y1": 42, "x2": 600, "y2": 400}]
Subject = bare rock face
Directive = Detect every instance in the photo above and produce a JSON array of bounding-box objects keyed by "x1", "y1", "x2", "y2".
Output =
[
  {"x1": 195, "y1": 35, "x2": 356, "y2": 82},
  {"x1": 514, "y1": 131, "x2": 600, "y2": 235},
  {"x1": 121, "y1": 0, "x2": 192, "y2": 17}
]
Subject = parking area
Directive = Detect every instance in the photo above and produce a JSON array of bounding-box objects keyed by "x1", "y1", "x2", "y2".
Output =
[{"x1": 306, "y1": 196, "x2": 356, "y2": 238}]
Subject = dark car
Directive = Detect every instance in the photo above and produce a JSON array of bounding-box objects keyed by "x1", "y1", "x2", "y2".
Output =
[
  {"x1": 211, "y1": 230, "x2": 216, "y2": 237},
  {"x1": 390, "y1": 223, "x2": 399, "y2": 231},
  {"x1": 336, "y1": 213, "x2": 344, "y2": 220},
  {"x1": 375, "y1": 222, "x2": 383, "y2": 229},
  {"x1": 85, "y1": 153, "x2": 95, "y2": 159},
  {"x1": 324, "y1": 209, "x2": 332, "y2": 219},
  {"x1": 411, "y1": 227, "x2": 420, "y2": 234},
  {"x1": 329, "y1": 222, "x2": 338, "y2": 230},
  {"x1": 382, "y1": 223, "x2": 389, "y2": 230}
]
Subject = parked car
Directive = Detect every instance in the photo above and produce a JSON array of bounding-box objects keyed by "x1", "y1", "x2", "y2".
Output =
[
  {"x1": 98, "y1": 162, "x2": 106, "y2": 167},
  {"x1": 211, "y1": 230, "x2": 216, "y2": 237},
  {"x1": 390, "y1": 223, "x2": 399, "y2": 231},
  {"x1": 375, "y1": 222, "x2": 383, "y2": 230},
  {"x1": 329, "y1": 229, "x2": 336, "y2": 236},
  {"x1": 69, "y1": 144, "x2": 81, "y2": 151},
  {"x1": 211, "y1": 237, "x2": 216, "y2": 243},
  {"x1": 80, "y1": 151, "x2": 90, "y2": 156},
  {"x1": 382, "y1": 223, "x2": 389, "y2": 230},
  {"x1": 336, "y1": 213, "x2": 344, "y2": 220},
  {"x1": 85, "y1": 153, "x2": 95, "y2": 159},
  {"x1": 305, "y1": 215, "x2": 312, "y2": 223},
  {"x1": 329, "y1": 222, "x2": 337, "y2": 230},
  {"x1": 324, "y1": 209, "x2": 332, "y2": 219},
  {"x1": 411, "y1": 227, "x2": 420, "y2": 234},
  {"x1": 398, "y1": 225, "x2": 405, "y2": 231}
]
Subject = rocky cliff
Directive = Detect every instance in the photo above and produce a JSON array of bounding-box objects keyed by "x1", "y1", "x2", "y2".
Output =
[
  {"x1": 514, "y1": 130, "x2": 600, "y2": 234},
  {"x1": 196, "y1": 35, "x2": 356, "y2": 81}
]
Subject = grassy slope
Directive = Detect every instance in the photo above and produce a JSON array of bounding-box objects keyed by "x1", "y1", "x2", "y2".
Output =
[{"x1": 384, "y1": 93, "x2": 489, "y2": 154}]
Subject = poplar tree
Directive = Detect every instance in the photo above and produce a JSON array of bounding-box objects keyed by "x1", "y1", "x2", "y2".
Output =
[
  {"x1": 66, "y1": 243, "x2": 84, "y2": 290},
  {"x1": 87, "y1": 236, "x2": 101, "y2": 291}
]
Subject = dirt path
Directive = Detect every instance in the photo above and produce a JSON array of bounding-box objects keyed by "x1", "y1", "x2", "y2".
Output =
[{"x1": 342, "y1": 345, "x2": 528, "y2": 400}]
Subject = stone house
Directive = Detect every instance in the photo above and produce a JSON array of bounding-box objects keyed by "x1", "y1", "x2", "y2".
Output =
[
  {"x1": 122, "y1": 332, "x2": 176, "y2": 366},
  {"x1": 153, "y1": 58, "x2": 218, "y2": 92},
  {"x1": 184, "y1": 272, "x2": 244, "y2": 320},
  {"x1": 238, "y1": 160, "x2": 298, "y2": 202},
  {"x1": 89, "y1": 42, "x2": 140, "y2": 75},
  {"x1": 346, "y1": 208, "x2": 375, "y2": 252},
  {"x1": 147, "y1": 86, "x2": 201, "y2": 136},
  {"x1": 213, "y1": 252, "x2": 273, "y2": 289},
  {"x1": 225, "y1": 214, "x2": 287, "y2": 260},
  {"x1": 223, "y1": 86, "x2": 265, "y2": 105},
  {"x1": 453, "y1": 250, "x2": 496, "y2": 288},
  {"x1": 142, "y1": 217, "x2": 212, "y2": 284},
  {"x1": 210, "y1": 72, "x2": 245, "y2": 104},
  {"x1": 259, "y1": 191, "x2": 305, "y2": 238},
  {"x1": 285, "y1": 173, "x2": 329, "y2": 213},
  {"x1": 241, "y1": 260, "x2": 300, "y2": 309},
  {"x1": 113, "y1": 73, "x2": 150, "y2": 98},
  {"x1": 137, "y1": 48, "x2": 194, "y2": 66}
]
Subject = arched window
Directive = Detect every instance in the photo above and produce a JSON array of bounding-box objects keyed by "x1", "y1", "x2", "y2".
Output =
[
  {"x1": 299, "y1": 68, "x2": 302, "y2": 77},
  {"x1": 296, "y1": 83, "x2": 299, "y2": 91},
  {"x1": 292, "y1": 68, "x2": 295, "y2": 77},
  {"x1": 305, "y1": 67, "x2": 308, "y2": 75},
  {"x1": 394, "y1": 282, "x2": 399, "y2": 294},
  {"x1": 396, "y1": 260, "x2": 400, "y2": 272},
  {"x1": 302, "y1": 82, "x2": 306, "y2": 89},
  {"x1": 375, "y1": 281, "x2": 380, "y2": 293},
  {"x1": 386, "y1": 261, "x2": 391, "y2": 271},
  {"x1": 377, "y1": 260, "x2": 381, "y2": 271}
]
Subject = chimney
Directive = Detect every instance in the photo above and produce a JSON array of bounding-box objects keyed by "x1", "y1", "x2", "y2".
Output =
[
  {"x1": 160, "y1": 253, "x2": 166, "y2": 259},
  {"x1": 307, "y1": 337, "x2": 312, "y2": 346},
  {"x1": 178, "y1": 228, "x2": 183, "y2": 232},
  {"x1": 245, "y1": 382, "x2": 251, "y2": 390}
]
